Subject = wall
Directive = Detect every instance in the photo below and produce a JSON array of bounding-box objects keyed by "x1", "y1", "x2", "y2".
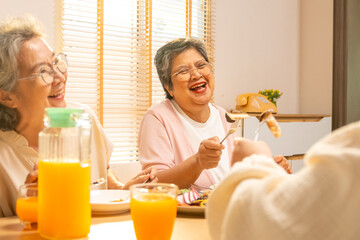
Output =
[
  {"x1": 0, "y1": 0, "x2": 56, "y2": 49},
  {"x1": 347, "y1": 0, "x2": 360, "y2": 123},
  {"x1": 214, "y1": 0, "x2": 300, "y2": 113},
  {"x1": 299, "y1": 0, "x2": 333, "y2": 114},
  {"x1": 214, "y1": 0, "x2": 333, "y2": 115}
]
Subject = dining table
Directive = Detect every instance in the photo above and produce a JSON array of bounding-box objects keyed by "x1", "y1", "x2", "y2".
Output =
[{"x1": 0, "y1": 211, "x2": 211, "y2": 240}]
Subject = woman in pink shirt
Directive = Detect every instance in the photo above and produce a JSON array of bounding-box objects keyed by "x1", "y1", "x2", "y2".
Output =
[{"x1": 138, "y1": 38, "x2": 291, "y2": 189}]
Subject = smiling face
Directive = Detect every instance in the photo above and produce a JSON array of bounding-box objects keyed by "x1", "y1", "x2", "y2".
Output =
[
  {"x1": 167, "y1": 47, "x2": 214, "y2": 118},
  {"x1": 12, "y1": 37, "x2": 67, "y2": 131}
]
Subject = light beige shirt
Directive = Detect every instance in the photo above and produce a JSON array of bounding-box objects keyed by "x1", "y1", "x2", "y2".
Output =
[
  {"x1": 0, "y1": 130, "x2": 38, "y2": 217},
  {"x1": 207, "y1": 120, "x2": 360, "y2": 240},
  {"x1": 0, "y1": 102, "x2": 113, "y2": 217}
]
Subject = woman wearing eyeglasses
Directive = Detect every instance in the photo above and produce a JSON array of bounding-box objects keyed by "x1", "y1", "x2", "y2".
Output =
[
  {"x1": 138, "y1": 38, "x2": 233, "y2": 189},
  {"x1": 0, "y1": 15, "x2": 156, "y2": 217}
]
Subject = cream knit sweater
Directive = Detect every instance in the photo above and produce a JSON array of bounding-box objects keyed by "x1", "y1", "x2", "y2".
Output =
[{"x1": 207, "y1": 121, "x2": 360, "y2": 240}]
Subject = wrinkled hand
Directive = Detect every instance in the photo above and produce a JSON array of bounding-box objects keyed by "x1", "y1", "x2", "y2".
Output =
[
  {"x1": 25, "y1": 163, "x2": 38, "y2": 184},
  {"x1": 274, "y1": 155, "x2": 292, "y2": 174},
  {"x1": 196, "y1": 136, "x2": 225, "y2": 170},
  {"x1": 122, "y1": 166, "x2": 158, "y2": 190},
  {"x1": 231, "y1": 138, "x2": 272, "y2": 165}
]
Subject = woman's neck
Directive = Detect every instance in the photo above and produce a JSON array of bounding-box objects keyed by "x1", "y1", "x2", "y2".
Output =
[
  {"x1": 181, "y1": 104, "x2": 210, "y2": 123},
  {"x1": 16, "y1": 121, "x2": 43, "y2": 150}
]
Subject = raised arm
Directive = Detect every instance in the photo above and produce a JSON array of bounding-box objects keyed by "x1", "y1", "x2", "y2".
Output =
[{"x1": 153, "y1": 136, "x2": 224, "y2": 189}]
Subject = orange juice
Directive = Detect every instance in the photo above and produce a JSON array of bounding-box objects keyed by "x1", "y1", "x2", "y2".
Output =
[
  {"x1": 131, "y1": 193, "x2": 177, "y2": 240},
  {"x1": 38, "y1": 160, "x2": 90, "y2": 239},
  {"x1": 16, "y1": 196, "x2": 38, "y2": 223}
]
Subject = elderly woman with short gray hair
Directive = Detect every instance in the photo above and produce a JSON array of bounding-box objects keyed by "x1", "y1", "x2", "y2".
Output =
[{"x1": 138, "y1": 38, "x2": 234, "y2": 189}]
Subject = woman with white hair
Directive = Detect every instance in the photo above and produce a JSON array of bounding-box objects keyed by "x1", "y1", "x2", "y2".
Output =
[{"x1": 0, "y1": 15, "x2": 156, "y2": 217}]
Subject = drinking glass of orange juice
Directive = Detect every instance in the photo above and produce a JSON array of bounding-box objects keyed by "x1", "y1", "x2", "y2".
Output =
[
  {"x1": 130, "y1": 183, "x2": 178, "y2": 240},
  {"x1": 16, "y1": 183, "x2": 38, "y2": 229}
]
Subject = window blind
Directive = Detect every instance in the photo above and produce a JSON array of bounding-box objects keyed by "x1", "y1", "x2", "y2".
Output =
[{"x1": 57, "y1": 0, "x2": 215, "y2": 161}]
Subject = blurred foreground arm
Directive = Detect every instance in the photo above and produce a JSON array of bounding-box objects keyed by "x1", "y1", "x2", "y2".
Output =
[{"x1": 207, "y1": 121, "x2": 360, "y2": 240}]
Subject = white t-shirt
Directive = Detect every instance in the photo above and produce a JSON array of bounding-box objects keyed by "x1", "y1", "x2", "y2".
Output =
[{"x1": 171, "y1": 100, "x2": 230, "y2": 184}]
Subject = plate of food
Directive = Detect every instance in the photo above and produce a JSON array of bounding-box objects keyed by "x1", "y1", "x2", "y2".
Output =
[
  {"x1": 90, "y1": 190, "x2": 130, "y2": 215},
  {"x1": 177, "y1": 189, "x2": 210, "y2": 214}
]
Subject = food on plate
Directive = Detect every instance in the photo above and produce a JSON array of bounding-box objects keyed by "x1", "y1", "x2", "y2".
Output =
[
  {"x1": 188, "y1": 192, "x2": 209, "y2": 207},
  {"x1": 92, "y1": 177, "x2": 105, "y2": 185},
  {"x1": 177, "y1": 189, "x2": 210, "y2": 207},
  {"x1": 110, "y1": 198, "x2": 123, "y2": 203}
]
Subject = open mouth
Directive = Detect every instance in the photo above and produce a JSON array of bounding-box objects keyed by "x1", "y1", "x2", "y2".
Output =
[
  {"x1": 48, "y1": 89, "x2": 65, "y2": 98},
  {"x1": 190, "y1": 82, "x2": 206, "y2": 92}
]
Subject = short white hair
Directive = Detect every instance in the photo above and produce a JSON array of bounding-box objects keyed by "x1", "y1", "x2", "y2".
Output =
[{"x1": 0, "y1": 14, "x2": 45, "y2": 131}]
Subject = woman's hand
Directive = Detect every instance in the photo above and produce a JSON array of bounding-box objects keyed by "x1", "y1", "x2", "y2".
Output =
[
  {"x1": 231, "y1": 138, "x2": 272, "y2": 165},
  {"x1": 274, "y1": 155, "x2": 292, "y2": 174},
  {"x1": 25, "y1": 163, "x2": 38, "y2": 184},
  {"x1": 196, "y1": 136, "x2": 225, "y2": 170},
  {"x1": 122, "y1": 166, "x2": 158, "y2": 190}
]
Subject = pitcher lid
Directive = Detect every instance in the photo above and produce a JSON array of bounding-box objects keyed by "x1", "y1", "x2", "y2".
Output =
[{"x1": 45, "y1": 108, "x2": 84, "y2": 127}]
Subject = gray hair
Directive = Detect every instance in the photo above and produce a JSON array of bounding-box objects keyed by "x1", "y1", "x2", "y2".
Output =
[
  {"x1": 0, "y1": 14, "x2": 44, "y2": 131},
  {"x1": 154, "y1": 37, "x2": 210, "y2": 99}
]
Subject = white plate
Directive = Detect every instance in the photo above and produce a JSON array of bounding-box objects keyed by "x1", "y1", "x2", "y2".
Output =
[
  {"x1": 90, "y1": 190, "x2": 130, "y2": 215},
  {"x1": 176, "y1": 192, "x2": 205, "y2": 215},
  {"x1": 177, "y1": 205, "x2": 205, "y2": 214}
]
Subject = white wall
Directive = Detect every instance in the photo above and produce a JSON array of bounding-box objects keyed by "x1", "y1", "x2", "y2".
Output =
[
  {"x1": 214, "y1": 0, "x2": 333, "y2": 115},
  {"x1": 0, "y1": 0, "x2": 56, "y2": 49},
  {"x1": 299, "y1": 0, "x2": 333, "y2": 114},
  {"x1": 214, "y1": 0, "x2": 300, "y2": 113}
]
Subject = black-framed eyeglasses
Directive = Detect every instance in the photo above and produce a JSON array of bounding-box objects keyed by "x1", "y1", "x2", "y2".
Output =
[
  {"x1": 172, "y1": 61, "x2": 212, "y2": 81},
  {"x1": 17, "y1": 53, "x2": 68, "y2": 85}
]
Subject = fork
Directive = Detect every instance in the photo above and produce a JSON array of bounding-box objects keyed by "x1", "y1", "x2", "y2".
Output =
[{"x1": 220, "y1": 120, "x2": 240, "y2": 144}]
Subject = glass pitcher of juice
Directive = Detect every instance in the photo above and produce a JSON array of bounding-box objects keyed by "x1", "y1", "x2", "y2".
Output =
[{"x1": 38, "y1": 108, "x2": 91, "y2": 239}]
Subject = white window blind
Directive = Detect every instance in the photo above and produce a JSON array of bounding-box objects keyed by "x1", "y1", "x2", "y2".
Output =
[{"x1": 57, "y1": 0, "x2": 215, "y2": 162}]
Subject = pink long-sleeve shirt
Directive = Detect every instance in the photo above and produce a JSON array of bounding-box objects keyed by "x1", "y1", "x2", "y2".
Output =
[{"x1": 138, "y1": 99, "x2": 234, "y2": 188}]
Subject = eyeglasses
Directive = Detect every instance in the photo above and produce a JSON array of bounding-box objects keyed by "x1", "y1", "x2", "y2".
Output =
[
  {"x1": 17, "y1": 53, "x2": 68, "y2": 85},
  {"x1": 172, "y1": 61, "x2": 212, "y2": 81}
]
